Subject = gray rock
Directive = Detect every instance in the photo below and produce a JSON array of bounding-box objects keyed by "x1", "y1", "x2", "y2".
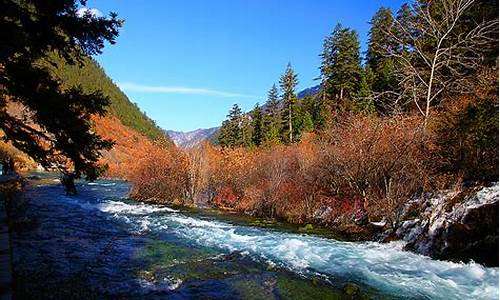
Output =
[{"x1": 395, "y1": 183, "x2": 499, "y2": 266}]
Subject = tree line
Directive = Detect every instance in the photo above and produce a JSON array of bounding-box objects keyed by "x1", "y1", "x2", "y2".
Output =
[
  {"x1": 218, "y1": 0, "x2": 498, "y2": 148},
  {"x1": 218, "y1": 63, "x2": 318, "y2": 147}
]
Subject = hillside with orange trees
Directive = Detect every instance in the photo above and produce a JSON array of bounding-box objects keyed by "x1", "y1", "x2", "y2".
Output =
[
  {"x1": 1, "y1": 103, "x2": 168, "y2": 178},
  {"x1": 93, "y1": 116, "x2": 170, "y2": 179}
]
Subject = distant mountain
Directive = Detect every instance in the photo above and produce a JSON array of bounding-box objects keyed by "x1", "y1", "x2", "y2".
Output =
[
  {"x1": 167, "y1": 127, "x2": 219, "y2": 149},
  {"x1": 297, "y1": 85, "x2": 321, "y2": 99}
]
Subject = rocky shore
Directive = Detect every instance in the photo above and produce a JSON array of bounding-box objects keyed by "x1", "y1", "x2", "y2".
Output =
[{"x1": 378, "y1": 183, "x2": 499, "y2": 267}]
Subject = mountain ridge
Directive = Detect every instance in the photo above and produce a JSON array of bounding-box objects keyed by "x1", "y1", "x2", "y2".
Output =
[{"x1": 167, "y1": 127, "x2": 219, "y2": 149}]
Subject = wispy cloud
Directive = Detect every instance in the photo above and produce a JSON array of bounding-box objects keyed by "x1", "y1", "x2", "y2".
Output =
[
  {"x1": 77, "y1": 7, "x2": 103, "y2": 18},
  {"x1": 118, "y1": 82, "x2": 258, "y2": 99}
]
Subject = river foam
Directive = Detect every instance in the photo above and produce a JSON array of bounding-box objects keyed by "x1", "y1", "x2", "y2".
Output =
[
  {"x1": 53, "y1": 181, "x2": 498, "y2": 300},
  {"x1": 104, "y1": 203, "x2": 498, "y2": 300}
]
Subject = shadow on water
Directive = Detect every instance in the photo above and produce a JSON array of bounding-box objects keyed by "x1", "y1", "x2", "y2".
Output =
[{"x1": 8, "y1": 174, "x2": 424, "y2": 299}]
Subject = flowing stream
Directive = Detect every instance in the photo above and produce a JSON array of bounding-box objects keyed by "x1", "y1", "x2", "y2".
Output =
[{"x1": 10, "y1": 175, "x2": 499, "y2": 299}]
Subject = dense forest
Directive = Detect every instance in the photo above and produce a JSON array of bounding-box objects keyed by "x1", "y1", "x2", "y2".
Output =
[{"x1": 130, "y1": 0, "x2": 499, "y2": 243}]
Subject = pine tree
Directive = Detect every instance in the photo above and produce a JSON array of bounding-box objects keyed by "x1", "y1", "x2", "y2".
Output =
[
  {"x1": 366, "y1": 7, "x2": 399, "y2": 97},
  {"x1": 319, "y1": 23, "x2": 362, "y2": 107},
  {"x1": 312, "y1": 94, "x2": 330, "y2": 130},
  {"x1": 217, "y1": 120, "x2": 232, "y2": 148},
  {"x1": 394, "y1": 3, "x2": 414, "y2": 55},
  {"x1": 355, "y1": 66, "x2": 376, "y2": 113},
  {"x1": 263, "y1": 84, "x2": 282, "y2": 144},
  {"x1": 250, "y1": 104, "x2": 263, "y2": 146},
  {"x1": 298, "y1": 96, "x2": 317, "y2": 133},
  {"x1": 301, "y1": 111, "x2": 314, "y2": 133},
  {"x1": 279, "y1": 63, "x2": 299, "y2": 144},
  {"x1": 218, "y1": 104, "x2": 243, "y2": 148},
  {"x1": 241, "y1": 115, "x2": 254, "y2": 148}
]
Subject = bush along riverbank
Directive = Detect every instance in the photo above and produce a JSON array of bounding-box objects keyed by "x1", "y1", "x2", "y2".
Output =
[{"x1": 130, "y1": 180, "x2": 498, "y2": 267}]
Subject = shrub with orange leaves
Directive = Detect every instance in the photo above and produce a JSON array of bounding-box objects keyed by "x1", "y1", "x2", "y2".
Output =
[
  {"x1": 128, "y1": 145, "x2": 190, "y2": 204},
  {"x1": 317, "y1": 114, "x2": 430, "y2": 227},
  {"x1": 0, "y1": 140, "x2": 37, "y2": 172},
  {"x1": 126, "y1": 113, "x2": 432, "y2": 228},
  {"x1": 204, "y1": 146, "x2": 256, "y2": 208},
  {"x1": 93, "y1": 116, "x2": 169, "y2": 179},
  {"x1": 213, "y1": 186, "x2": 239, "y2": 208}
]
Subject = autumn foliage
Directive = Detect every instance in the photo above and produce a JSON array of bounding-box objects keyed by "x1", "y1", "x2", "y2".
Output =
[
  {"x1": 128, "y1": 145, "x2": 190, "y2": 204},
  {"x1": 128, "y1": 114, "x2": 437, "y2": 227},
  {"x1": 93, "y1": 116, "x2": 169, "y2": 178}
]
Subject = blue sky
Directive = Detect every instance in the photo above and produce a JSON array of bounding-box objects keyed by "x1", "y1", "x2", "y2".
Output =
[{"x1": 89, "y1": 0, "x2": 406, "y2": 132}]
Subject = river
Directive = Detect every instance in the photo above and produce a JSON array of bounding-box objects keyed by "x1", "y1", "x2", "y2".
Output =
[{"x1": 9, "y1": 175, "x2": 499, "y2": 299}]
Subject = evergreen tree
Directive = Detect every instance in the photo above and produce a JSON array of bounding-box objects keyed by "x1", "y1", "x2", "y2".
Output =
[
  {"x1": 263, "y1": 84, "x2": 282, "y2": 144},
  {"x1": 279, "y1": 63, "x2": 299, "y2": 143},
  {"x1": 394, "y1": 3, "x2": 414, "y2": 54},
  {"x1": 299, "y1": 96, "x2": 319, "y2": 132},
  {"x1": 319, "y1": 23, "x2": 362, "y2": 107},
  {"x1": 218, "y1": 104, "x2": 243, "y2": 148},
  {"x1": 315, "y1": 98, "x2": 328, "y2": 130},
  {"x1": 366, "y1": 6, "x2": 410, "y2": 113},
  {"x1": 241, "y1": 115, "x2": 254, "y2": 148},
  {"x1": 250, "y1": 104, "x2": 263, "y2": 146},
  {"x1": 217, "y1": 120, "x2": 232, "y2": 148},
  {"x1": 366, "y1": 7, "x2": 399, "y2": 94},
  {"x1": 301, "y1": 111, "x2": 314, "y2": 133},
  {"x1": 355, "y1": 66, "x2": 376, "y2": 113}
]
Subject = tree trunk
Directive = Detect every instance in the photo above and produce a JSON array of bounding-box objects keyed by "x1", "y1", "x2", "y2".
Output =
[
  {"x1": 288, "y1": 100, "x2": 293, "y2": 143},
  {"x1": 61, "y1": 173, "x2": 77, "y2": 196},
  {"x1": 424, "y1": 53, "x2": 438, "y2": 133}
]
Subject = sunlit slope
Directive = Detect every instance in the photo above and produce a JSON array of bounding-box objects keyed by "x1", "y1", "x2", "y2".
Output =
[{"x1": 43, "y1": 53, "x2": 168, "y2": 142}]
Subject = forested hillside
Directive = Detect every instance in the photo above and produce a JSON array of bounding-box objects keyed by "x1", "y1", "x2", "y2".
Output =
[
  {"x1": 42, "y1": 52, "x2": 166, "y2": 141},
  {"x1": 1, "y1": 52, "x2": 172, "y2": 176}
]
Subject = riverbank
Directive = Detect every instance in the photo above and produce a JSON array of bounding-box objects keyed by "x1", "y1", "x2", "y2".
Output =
[
  {"x1": 17, "y1": 171, "x2": 500, "y2": 268},
  {"x1": 9, "y1": 176, "x2": 499, "y2": 299},
  {"x1": 137, "y1": 182, "x2": 499, "y2": 267}
]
